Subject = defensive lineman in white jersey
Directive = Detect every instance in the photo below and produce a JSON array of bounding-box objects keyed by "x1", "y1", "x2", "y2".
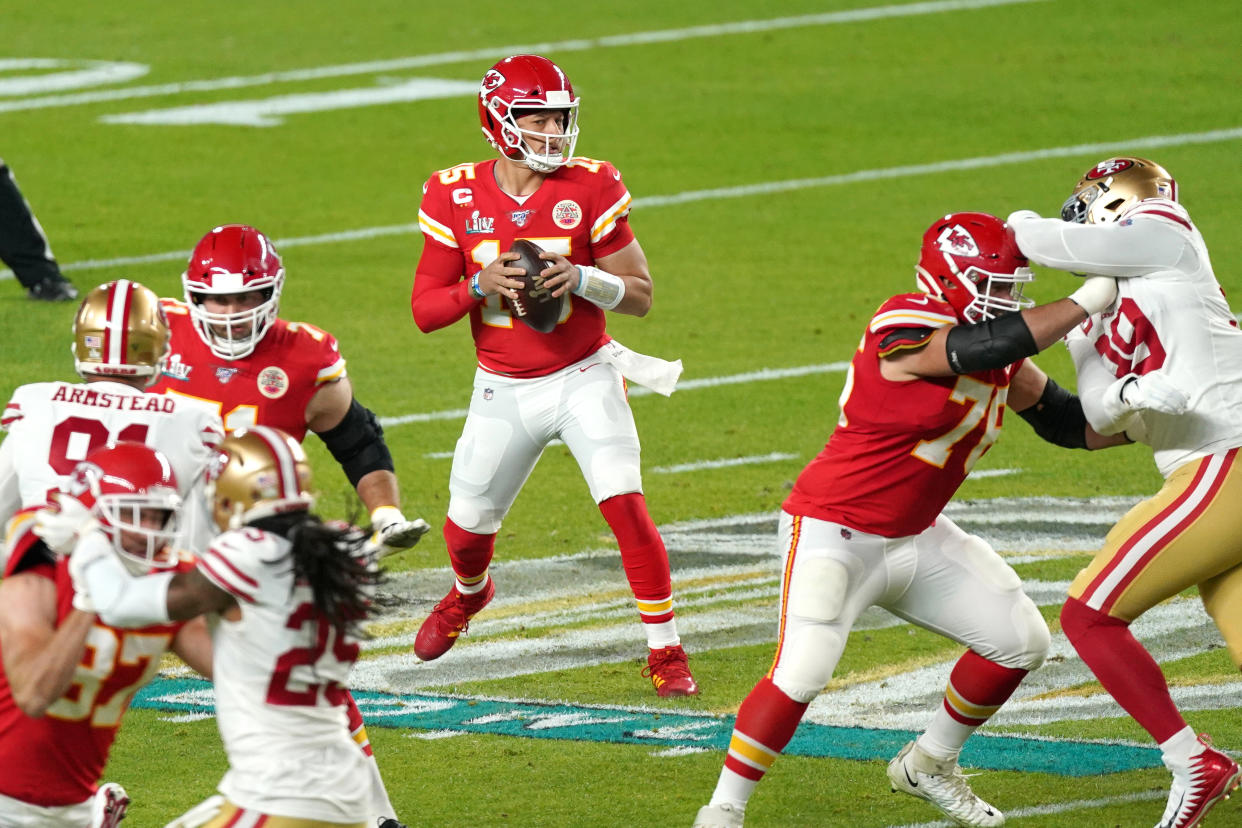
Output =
[
  {"x1": 1010, "y1": 156, "x2": 1242, "y2": 828},
  {"x1": 0, "y1": 280, "x2": 222, "y2": 563}
]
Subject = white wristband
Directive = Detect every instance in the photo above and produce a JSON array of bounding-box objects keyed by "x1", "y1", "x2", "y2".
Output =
[
  {"x1": 1067, "y1": 276, "x2": 1117, "y2": 316},
  {"x1": 573, "y1": 266, "x2": 625, "y2": 310}
]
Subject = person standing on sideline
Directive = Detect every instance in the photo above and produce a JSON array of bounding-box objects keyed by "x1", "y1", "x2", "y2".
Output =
[
  {"x1": 1010, "y1": 156, "x2": 1242, "y2": 828},
  {"x1": 694, "y1": 212, "x2": 1127, "y2": 828},
  {"x1": 0, "y1": 158, "x2": 78, "y2": 301},
  {"x1": 410, "y1": 54, "x2": 697, "y2": 696}
]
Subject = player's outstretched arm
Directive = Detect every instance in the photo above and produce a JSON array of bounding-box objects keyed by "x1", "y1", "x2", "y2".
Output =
[
  {"x1": 1009, "y1": 361, "x2": 1131, "y2": 451},
  {"x1": 881, "y1": 277, "x2": 1116, "y2": 381},
  {"x1": 309, "y1": 378, "x2": 430, "y2": 554}
]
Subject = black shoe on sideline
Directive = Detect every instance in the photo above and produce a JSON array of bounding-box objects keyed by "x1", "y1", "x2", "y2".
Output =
[{"x1": 27, "y1": 278, "x2": 79, "y2": 302}]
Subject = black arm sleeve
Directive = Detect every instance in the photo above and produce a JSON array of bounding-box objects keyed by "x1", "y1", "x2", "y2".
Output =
[
  {"x1": 1014, "y1": 377, "x2": 1089, "y2": 449},
  {"x1": 314, "y1": 399, "x2": 395, "y2": 488},
  {"x1": 944, "y1": 312, "x2": 1039, "y2": 374}
]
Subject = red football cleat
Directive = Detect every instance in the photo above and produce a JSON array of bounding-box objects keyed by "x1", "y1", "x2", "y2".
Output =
[
  {"x1": 1157, "y1": 734, "x2": 1242, "y2": 828},
  {"x1": 414, "y1": 578, "x2": 495, "y2": 661},
  {"x1": 643, "y1": 644, "x2": 701, "y2": 697}
]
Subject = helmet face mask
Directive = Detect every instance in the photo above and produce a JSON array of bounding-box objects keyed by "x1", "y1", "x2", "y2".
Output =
[
  {"x1": 183, "y1": 225, "x2": 285, "y2": 359},
  {"x1": 205, "y1": 426, "x2": 315, "y2": 532},
  {"x1": 66, "y1": 442, "x2": 181, "y2": 573},
  {"x1": 72, "y1": 280, "x2": 170, "y2": 387},
  {"x1": 915, "y1": 212, "x2": 1035, "y2": 323},
  {"x1": 479, "y1": 55, "x2": 579, "y2": 173},
  {"x1": 1061, "y1": 156, "x2": 1178, "y2": 225}
]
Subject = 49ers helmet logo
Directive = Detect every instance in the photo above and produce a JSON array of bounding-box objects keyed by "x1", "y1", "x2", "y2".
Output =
[
  {"x1": 936, "y1": 224, "x2": 980, "y2": 258},
  {"x1": 1087, "y1": 158, "x2": 1134, "y2": 179}
]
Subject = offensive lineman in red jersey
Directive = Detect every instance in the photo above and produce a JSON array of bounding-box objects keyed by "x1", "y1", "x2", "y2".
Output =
[
  {"x1": 410, "y1": 54, "x2": 697, "y2": 696},
  {"x1": 694, "y1": 213, "x2": 1129, "y2": 828},
  {"x1": 0, "y1": 443, "x2": 211, "y2": 827},
  {"x1": 149, "y1": 224, "x2": 418, "y2": 827}
]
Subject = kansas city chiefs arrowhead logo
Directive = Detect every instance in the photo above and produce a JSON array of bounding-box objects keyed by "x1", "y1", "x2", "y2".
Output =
[
  {"x1": 481, "y1": 69, "x2": 505, "y2": 95},
  {"x1": 937, "y1": 224, "x2": 979, "y2": 257}
]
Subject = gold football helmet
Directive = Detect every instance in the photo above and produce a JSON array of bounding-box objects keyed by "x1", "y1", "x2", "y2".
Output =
[
  {"x1": 1061, "y1": 156, "x2": 1178, "y2": 225},
  {"x1": 205, "y1": 426, "x2": 315, "y2": 532},
  {"x1": 72, "y1": 280, "x2": 170, "y2": 386}
]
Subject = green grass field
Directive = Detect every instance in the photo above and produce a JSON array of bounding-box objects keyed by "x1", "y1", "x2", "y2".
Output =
[{"x1": 4, "y1": 1, "x2": 1242, "y2": 825}]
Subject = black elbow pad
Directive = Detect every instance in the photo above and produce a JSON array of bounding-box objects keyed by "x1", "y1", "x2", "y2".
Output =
[
  {"x1": 1015, "y1": 377, "x2": 1089, "y2": 449},
  {"x1": 945, "y1": 312, "x2": 1039, "y2": 374},
  {"x1": 316, "y1": 400, "x2": 394, "y2": 487}
]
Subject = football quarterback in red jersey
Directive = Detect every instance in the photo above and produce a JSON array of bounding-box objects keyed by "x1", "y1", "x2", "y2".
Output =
[
  {"x1": 149, "y1": 224, "x2": 420, "y2": 825},
  {"x1": 694, "y1": 213, "x2": 1129, "y2": 828},
  {"x1": 0, "y1": 443, "x2": 211, "y2": 827},
  {"x1": 410, "y1": 54, "x2": 697, "y2": 696},
  {"x1": 1012, "y1": 157, "x2": 1242, "y2": 828}
]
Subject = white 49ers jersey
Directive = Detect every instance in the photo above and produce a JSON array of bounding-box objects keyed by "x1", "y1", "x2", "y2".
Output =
[
  {"x1": 0, "y1": 380, "x2": 224, "y2": 524},
  {"x1": 1014, "y1": 200, "x2": 1242, "y2": 476},
  {"x1": 197, "y1": 527, "x2": 369, "y2": 821}
]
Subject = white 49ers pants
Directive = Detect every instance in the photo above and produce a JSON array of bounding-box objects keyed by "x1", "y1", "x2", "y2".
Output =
[
  {"x1": 446, "y1": 347, "x2": 644, "y2": 535},
  {"x1": 770, "y1": 510, "x2": 1050, "y2": 703}
]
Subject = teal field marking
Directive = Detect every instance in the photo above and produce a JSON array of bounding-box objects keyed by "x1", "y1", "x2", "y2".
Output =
[{"x1": 134, "y1": 677, "x2": 1160, "y2": 777}]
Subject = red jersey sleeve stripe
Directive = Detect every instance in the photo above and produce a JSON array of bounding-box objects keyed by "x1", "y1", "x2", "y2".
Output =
[
  {"x1": 197, "y1": 555, "x2": 258, "y2": 604},
  {"x1": 1, "y1": 403, "x2": 21, "y2": 429},
  {"x1": 1128, "y1": 207, "x2": 1193, "y2": 231}
]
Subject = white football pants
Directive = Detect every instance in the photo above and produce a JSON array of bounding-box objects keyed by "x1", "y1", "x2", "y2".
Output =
[
  {"x1": 770, "y1": 511, "x2": 1050, "y2": 703},
  {"x1": 446, "y1": 346, "x2": 644, "y2": 535}
]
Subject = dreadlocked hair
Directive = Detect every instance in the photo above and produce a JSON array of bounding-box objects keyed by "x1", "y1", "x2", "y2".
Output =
[{"x1": 249, "y1": 511, "x2": 382, "y2": 638}]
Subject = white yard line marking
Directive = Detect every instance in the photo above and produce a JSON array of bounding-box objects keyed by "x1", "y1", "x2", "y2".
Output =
[
  {"x1": 7, "y1": 125, "x2": 1241, "y2": 283},
  {"x1": 890, "y1": 789, "x2": 1165, "y2": 828},
  {"x1": 102, "y1": 78, "x2": 480, "y2": 127},
  {"x1": 0, "y1": 0, "x2": 1041, "y2": 115},
  {"x1": 651, "y1": 452, "x2": 799, "y2": 473}
]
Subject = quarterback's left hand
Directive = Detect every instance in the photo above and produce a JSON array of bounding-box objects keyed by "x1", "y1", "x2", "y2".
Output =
[{"x1": 369, "y1": 506, "x2": 431, "y2": 557}]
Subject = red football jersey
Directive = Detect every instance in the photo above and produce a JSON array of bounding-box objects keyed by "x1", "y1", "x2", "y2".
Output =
[
  {"x1": 784, "y1": 293, "x2": 1021, "y2": 537},
  {"x1": 151, "y1": 300, "x2": 346, "y2": 438},
  {"x1": 0, "y1": 513, "x2": 184, "y2": 806},
  {"x1": 413, "y1": 157, "x2": 637, "y2": 377}
]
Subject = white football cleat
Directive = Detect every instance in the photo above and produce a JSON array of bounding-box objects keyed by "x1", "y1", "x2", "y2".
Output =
[
  {"x1": 887, "y1": 741, "x2": 1005, "y2": 827},
  {"x1": 90, "y1": 782, "x2": 129, "y2": 828},
  {"x1": 692, "y1": 802, "x2": 744, "y2": 828}
]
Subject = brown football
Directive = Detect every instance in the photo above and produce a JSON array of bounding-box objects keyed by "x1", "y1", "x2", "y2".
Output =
[{"x1": 505, "y1": 239, "x2": 563, "y2": 334}]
